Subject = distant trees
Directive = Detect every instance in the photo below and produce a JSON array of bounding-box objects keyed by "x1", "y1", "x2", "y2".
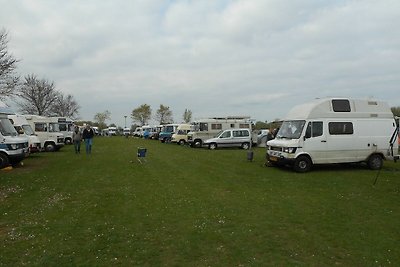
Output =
[
  {"x1": 94, "y1": 110, "x2": 111, "y2": 130},
  {"x1": 131, "y1": 104, "x2": 151, "y2": 126},
  {"x1": 155, "y1": 104, "x2": 173, "y2": 124},
  {"x1": 183, "y1": 108, "x2": 192, "y2": 123},
  {"x1": 0, "y1": 29, "x2": 19, "y2": 100},
  {"x1": 391, "y1": 106, "x2": 400, "y2": 117}
]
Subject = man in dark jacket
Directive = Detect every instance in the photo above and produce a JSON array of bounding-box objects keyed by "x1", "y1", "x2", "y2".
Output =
[{"x1": 82, "y1": 124, "x2": 95, "y2": 154}]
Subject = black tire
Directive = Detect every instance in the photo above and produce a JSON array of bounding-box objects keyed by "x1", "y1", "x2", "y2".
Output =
[
  {"x1": 293, "y1": 156, "x2": 312, "y2": 173},
  {"x1": 194, "y1": 140, "x2": 202, "y2": 148},
  {"x1": 178, "y1": 140, "x2": 185, "y2": 146},
  {"x1": 45, "y1": 142, "x2": 56, "y2": 152},
  {"x1": 368, "y1": 154, "x2": 383, "y2": 170},
  {"x1": 241, "y1": 142, "x2": 250, "y2": 150},
  {"x1": 0, "y1": 153, "x2": 10, "y2": 169},
  {"x1": 65, "y1": 138, "x2": 72, "y2": 145},
  {"x1": 209, "y1": 143, "x2": 217, "y2": 150}
]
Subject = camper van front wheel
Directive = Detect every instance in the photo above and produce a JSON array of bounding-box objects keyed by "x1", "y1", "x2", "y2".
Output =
[
  {"x1": 293, "y1": 156, "x2": 312, "y2": 173},
  {"x1": 0, "y1": 153, "x2": 10, "y2": 169},
  {"x1": 45, "y1": 143, "x2": 56, "y2": 152},
  {"x1": 368, "y1": 154, "x2": 383, "y2": 170}
]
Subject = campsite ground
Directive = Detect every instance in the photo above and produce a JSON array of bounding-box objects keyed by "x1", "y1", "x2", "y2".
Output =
[{"x1": 1, "y1": 137, "x2": 399, "y2": 266}]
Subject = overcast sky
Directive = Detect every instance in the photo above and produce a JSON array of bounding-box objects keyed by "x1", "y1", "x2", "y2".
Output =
[{"x1": 1, "y1": 0, "x2": 399, "y2": 127}]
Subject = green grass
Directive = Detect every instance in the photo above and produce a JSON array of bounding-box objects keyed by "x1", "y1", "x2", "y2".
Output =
[{"x1": 1, "y1": 137, "x2": 400, "y2": 266}]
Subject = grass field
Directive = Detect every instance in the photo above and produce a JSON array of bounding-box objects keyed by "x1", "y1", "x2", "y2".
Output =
[{"x1": 1, "y1": 136, "x2": 400, "y2": 266}]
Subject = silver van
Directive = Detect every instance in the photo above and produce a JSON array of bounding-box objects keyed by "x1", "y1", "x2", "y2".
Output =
[{"x1": 204, "y1": 128, "x2": 252, "y2": 150}]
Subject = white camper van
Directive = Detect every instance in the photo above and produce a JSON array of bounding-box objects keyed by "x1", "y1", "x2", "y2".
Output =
[
  {"x1": 49, "y1": 117, "x2": 74, "y2": 144},
  {"x1": 187, "y1": 117, "x2": 253, "y2": 148},
  {"x1": 24, "y1": 115, "x2": 65, "y2": 152},
  {"x1": 266, "y1": 98, "x2": 399, "y2": 172},
  {"x1": 8, "y1": 114, "x2": 41, "y2": 153},
  {"x1": 0, "y1": 107, "x2": 29, "y2": 168}
]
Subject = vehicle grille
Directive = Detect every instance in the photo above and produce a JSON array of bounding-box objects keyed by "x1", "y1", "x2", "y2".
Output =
[{"x1": 270, "y1": 146, "x2": 282, "y2": 152}]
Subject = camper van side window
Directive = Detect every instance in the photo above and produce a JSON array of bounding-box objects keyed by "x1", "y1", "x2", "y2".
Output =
[
  {"x1": 211, "y1": 124, "x2": 222, "y2": 130},
  {"x1": 332, "y1": 99, "x2": 351, "y2": 112},
  {"x1": 329, "y1": 122, "x2": 353, "y2": 135},
  {"x1": 200, "y1": 123, "x2": 208, "y2": 131},
  {"x1": 35, "y1": 123, "x2": 47, "y2": 132}
]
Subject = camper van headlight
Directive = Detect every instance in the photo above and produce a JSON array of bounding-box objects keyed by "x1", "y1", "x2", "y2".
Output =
[
  {"x1": 283, "y1": 147, "x2": 297, "y2": 154},
  {"x1": 8, "y1": 144, "x2": 18, "y2": 150}
]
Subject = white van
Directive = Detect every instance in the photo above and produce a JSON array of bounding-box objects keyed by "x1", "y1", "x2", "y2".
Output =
[
  {"x1": 171, "y1": 124, "x2": 191, "y2": 145},
  {"x1": 123, "y1": 128, "x2": 130, "y2": 136},
  {"x1": 24, "y1": 115, "x2": 65, "y2": 152},
  {"x1": 107, "y1": 127, "x2": 117, "y2": 136},
  {"x1": 133, "y1": 127, "x2": 143, "y2": 137},
  {"x1": 49, "y1": 117, "x2": 74, "y2": 144},
  {"x1": 0, "y1": 111, "x2": 29, "y2": 168},
  {"x1": 8, "y1": 114, "x2": 41, "y2": 153},
  {"x1": 204, "y1": 128, "x2": 252, "y2": 150},
  {"x1": 267, "y1": 98, "x2": 399, "y2": 172}
]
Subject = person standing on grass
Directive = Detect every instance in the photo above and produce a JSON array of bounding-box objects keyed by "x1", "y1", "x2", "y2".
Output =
[
  {"x1": 82, "y1": 124, "x2": 94, "y2": 154},
  {"x1": 72, "y1": 126, "x2": 82, "y2": 154}
]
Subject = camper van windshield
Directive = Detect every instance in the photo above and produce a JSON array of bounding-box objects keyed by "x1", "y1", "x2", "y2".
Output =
[
  {"x1": 0, "y1": 118, "x2": 18, "y2": 136},
  {"x1": 277, "y1": 120, "x2": 305, "y2": 139},
  {"x1": 22, "y1": 125, "x2": 35, "y2": 136}
]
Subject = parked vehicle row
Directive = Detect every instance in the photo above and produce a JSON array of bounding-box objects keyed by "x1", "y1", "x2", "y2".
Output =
[
  {"x1": 133, "y1": 98, "x2": 399, "y2": 172},
  {"x1": 134, "y1": 117, "x2": 258, "y2": 150}
]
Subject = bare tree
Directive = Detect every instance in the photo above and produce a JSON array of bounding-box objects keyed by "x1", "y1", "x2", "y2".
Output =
[
  {"x1": 50, "y1": 92, "x2": 80, "y2": 119},
  {"x1": 0, "y1": 29, "x2": 19, "y2": 101},
  {"x1": 155, "y1": 104, "x2": 173, "y2": 124},
  {"x1": 183, "y1": 108, "x2": 192, "y2": 123},
  {"x1": 17, "y1": 74, "x2": 59, "y2": 115},
  {"x1": 131, "y1": 104, "x2": 151, "y2": 126}
]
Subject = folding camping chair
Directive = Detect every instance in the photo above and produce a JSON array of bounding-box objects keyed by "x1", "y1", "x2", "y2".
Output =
[{"x1": 137, "y1": 147, "x2": 147, "y2": 163}]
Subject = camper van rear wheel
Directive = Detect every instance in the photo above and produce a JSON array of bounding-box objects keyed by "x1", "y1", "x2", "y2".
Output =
[
  {"x1": 65, "y1": 138, "x2": 72, "y2": 145},
  {"x1": 368, "y1": 154, "x2": 383, "y2": 170},
  {"x1": 178, "y1": 140, "x2": 185, "y2": 146},
  {"x1": 293, "y1": 156, "x2": 312, "y2": 173},
  {"x1": 209, "y1": 143, "x2": 217, "y2": 150},
  {"x1": 0, "y1": 153, "x2": 10, "y2": 169},
  {"x1": 241, "y1": 142, "x2": 250, "y2": 150},
  {"x1": 45, "y1": 143, "x2": 56, "y2": 152}
]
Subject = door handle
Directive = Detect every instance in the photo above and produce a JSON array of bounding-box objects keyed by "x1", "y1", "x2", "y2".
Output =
[{"x1": 321, "y1": 140, "x2": 327, "y2": 143}]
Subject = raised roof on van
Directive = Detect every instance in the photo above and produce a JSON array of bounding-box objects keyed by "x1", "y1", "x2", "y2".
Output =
[{"x1": 285, "y1": 98, "x2": 393, "y2": 120}]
